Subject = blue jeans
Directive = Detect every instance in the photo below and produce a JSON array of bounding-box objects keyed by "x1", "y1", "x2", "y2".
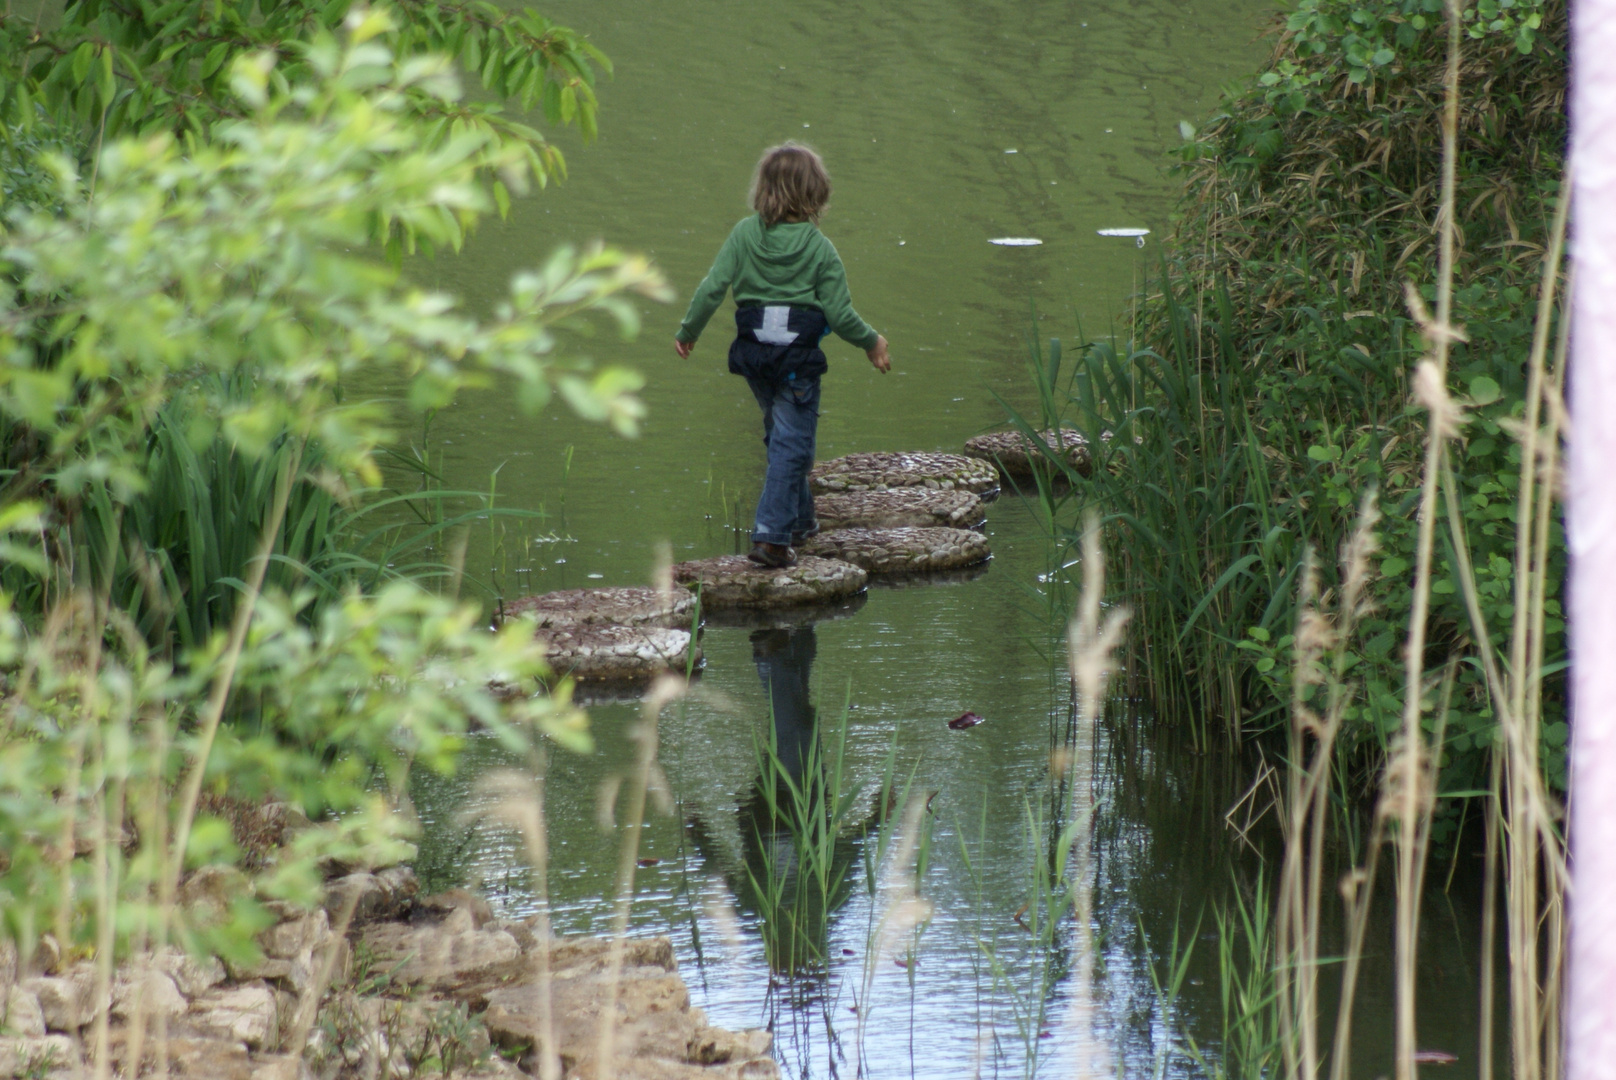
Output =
[{"x1": 747, "y1": 374, "x2": 820, "y2": 545}]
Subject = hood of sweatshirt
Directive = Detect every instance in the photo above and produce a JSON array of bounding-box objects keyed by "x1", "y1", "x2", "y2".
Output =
[{"x1": 746, "y1": 217, "x2": 821, "y2": 265}]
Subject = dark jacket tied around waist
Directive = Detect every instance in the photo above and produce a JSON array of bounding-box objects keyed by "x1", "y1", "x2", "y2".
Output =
[{"x1": 728, "y1": 305, "x2": 829, "y2": 386}]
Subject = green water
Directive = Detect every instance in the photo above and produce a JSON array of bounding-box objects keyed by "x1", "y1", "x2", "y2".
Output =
[{"x1": 401, "y1": 0, "x2": 1496, "y2": 1075}]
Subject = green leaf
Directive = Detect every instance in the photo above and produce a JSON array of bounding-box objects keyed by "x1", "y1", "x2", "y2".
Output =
[
  {"x1": 98, "y1": 45, "x2": 116, "y2": 105},
  {"x1": 1468, "y1": 375, "x2": 1501, "y2": 404},
  {"x1": 186, "y1": 816, "x2": 241, "y2": 867},
  {"x1": 1307, "y1": 443, "x2": 1342, "y2": 463},
  {"x1": 200, "y1": 42, "x2": 230, "y2": 80}
]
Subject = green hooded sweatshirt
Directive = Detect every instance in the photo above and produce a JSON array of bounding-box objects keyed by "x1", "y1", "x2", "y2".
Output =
[{"x1": 676, "y1": 215, "x2": 879, "y2": 350}]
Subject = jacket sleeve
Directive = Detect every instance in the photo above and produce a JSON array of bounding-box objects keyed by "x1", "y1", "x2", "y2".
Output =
[
  {"x1": 814, "y1": 238, "x2": 879, "y2": 350},
  {"x1": 676, "y1": 224, "x2": 744, "y2": 344}
]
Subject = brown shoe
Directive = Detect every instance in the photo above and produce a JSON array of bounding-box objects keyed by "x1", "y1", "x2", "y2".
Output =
[{"x1": 747, "y1": 542, "x2": 798, "y2": 568}]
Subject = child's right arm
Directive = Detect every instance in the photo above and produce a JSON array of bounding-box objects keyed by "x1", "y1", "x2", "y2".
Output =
[{"x1": 674, "y1": 223, "x2": 745, "y2": 352}]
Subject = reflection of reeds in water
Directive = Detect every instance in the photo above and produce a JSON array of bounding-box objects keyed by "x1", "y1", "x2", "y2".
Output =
[
  {"x1": 943, "y1": 511, "x2": 1126, "y2": 1080},
  {"x1": 854, "y1": 790, "x2": 935, "y2": 1075}
]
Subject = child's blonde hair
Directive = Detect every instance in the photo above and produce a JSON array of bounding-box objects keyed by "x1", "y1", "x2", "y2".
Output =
[{"x1": 750, "y1": 142, "x2": 831, "y2": 226}]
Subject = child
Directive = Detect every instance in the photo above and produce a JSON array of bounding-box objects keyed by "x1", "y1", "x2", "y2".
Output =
[{"x1": 674, "y1": 142, "x2": 890, "y2": 569}]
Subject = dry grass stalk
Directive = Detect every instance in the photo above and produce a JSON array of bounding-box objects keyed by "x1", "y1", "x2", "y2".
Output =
[
  {"x1": 1273, "y1": 498, "x2": 1380, "y2": 1080},
  {"x1": 854, "y1": 793, "x2": 935, "y2": 1069},
  {"x1": 1065, "y1": 511, "x2": 1129, "y2": 1079},
  {"x1": 596, "y1": 672, "x2": 685, "y2": 1078},
  {"x1": 1384, "y1": 3, "x2": 1466, "y2": 1074},
  {"x1": 472, "y1": 764, "x2": 561, "y2": 1080}
]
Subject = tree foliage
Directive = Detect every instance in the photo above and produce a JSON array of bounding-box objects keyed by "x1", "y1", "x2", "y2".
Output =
[{"x1": 0, "y1": 0, "x2": 607, "y2": 254}]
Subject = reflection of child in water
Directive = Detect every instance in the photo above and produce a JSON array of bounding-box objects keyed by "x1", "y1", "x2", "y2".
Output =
[
  {"x1": 674, "y1": 144, "x2": 890, "y2": 570},
  {"x1": 752, "y1": 626, "x2": 817, "y2": 775},
  {"x1": 684, "y1": 624, "x2": 866, "y2": 974}
]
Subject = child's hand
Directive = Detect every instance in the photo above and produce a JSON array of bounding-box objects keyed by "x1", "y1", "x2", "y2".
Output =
[
  {"x1": 674, "y1": 338, "x2": 693, "y2": 359},
  {"x1": 867, "y1": 335, "x2": 890, "y2": 374}
]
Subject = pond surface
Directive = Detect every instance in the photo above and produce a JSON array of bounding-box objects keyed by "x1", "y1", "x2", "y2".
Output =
[{"x1": 397, "y1": 0, "x2": 1497, "y2": 1075}]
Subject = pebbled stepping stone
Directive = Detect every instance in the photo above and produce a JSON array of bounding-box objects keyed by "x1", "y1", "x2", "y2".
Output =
[
  {"x1": 672, "y1": 554, "x2": 867, "y2": 608},
  {"x1": 535, "y1": 625, "x2": 699, "y2": 682},
  {"x1": 809, "y1": 452, "x2": 999, "y2": 497},
  {"x1": 964, "y1": 428, "x2": 1095, "y2": 478},
  {"x1": 500, "y1": 586, "x2": 696, "y2": 629},
  {"x1": 800, "y1": 527, "x2": 991, "y2": 575},
  {"x1": 814, "y1": 488, "x2": 986, "y2": 530}
]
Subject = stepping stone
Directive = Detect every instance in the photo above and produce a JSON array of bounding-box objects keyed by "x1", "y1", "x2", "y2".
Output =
[
  {"x1": 671, "y1": 554, "x2": 867, "y2": 609},
  {"x1": 535, "y1": 625, "x2": 699, "y2": 683},
  {"x1": 964, "y1": 428, "x2": 1095, "y2": 478},
  {"x1": 799, "y1": 527, "x2": 991, "y2": 576},
  {"x1": 500, "y1": 586, "x2": 696, "y2": 629},
  {"x1": 814, "y1": 488, "x2": 986, "y2": 530},
  {"x1": 808, "y1": 452, "x2": 999, "y2": 497}
]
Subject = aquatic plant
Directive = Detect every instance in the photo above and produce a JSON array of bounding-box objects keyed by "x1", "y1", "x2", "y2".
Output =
[{"x1": 742, "y1": 684, "x2": 868, "y2": 976}]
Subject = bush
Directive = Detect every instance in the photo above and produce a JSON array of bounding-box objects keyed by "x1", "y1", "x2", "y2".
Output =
[
  {"x1": 1020, "y1": 0, "x2": 1567, "y2": 800},
  {"x1": 0, "y1": 16, "x2": 656, "y2": 991}
]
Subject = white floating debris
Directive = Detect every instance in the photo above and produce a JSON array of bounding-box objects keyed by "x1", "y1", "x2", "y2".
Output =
[
  {"x1": 587, "y1": 573, "x2": 604, "y2": 579},
  {"x1": 1099, "y1": 227, "x2": 1151, "y2": 248},
  {"x1": 1005, "y1": 148, "x2": 1018, "y2": 154},
  {"x1": 989, "y1": 237, "x2": 1043, "y2": 246}
]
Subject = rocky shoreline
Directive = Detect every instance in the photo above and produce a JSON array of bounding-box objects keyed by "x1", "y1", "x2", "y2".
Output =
[{"x1": 0, "y1": 865, "x2": 774, "y2": 1080}]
